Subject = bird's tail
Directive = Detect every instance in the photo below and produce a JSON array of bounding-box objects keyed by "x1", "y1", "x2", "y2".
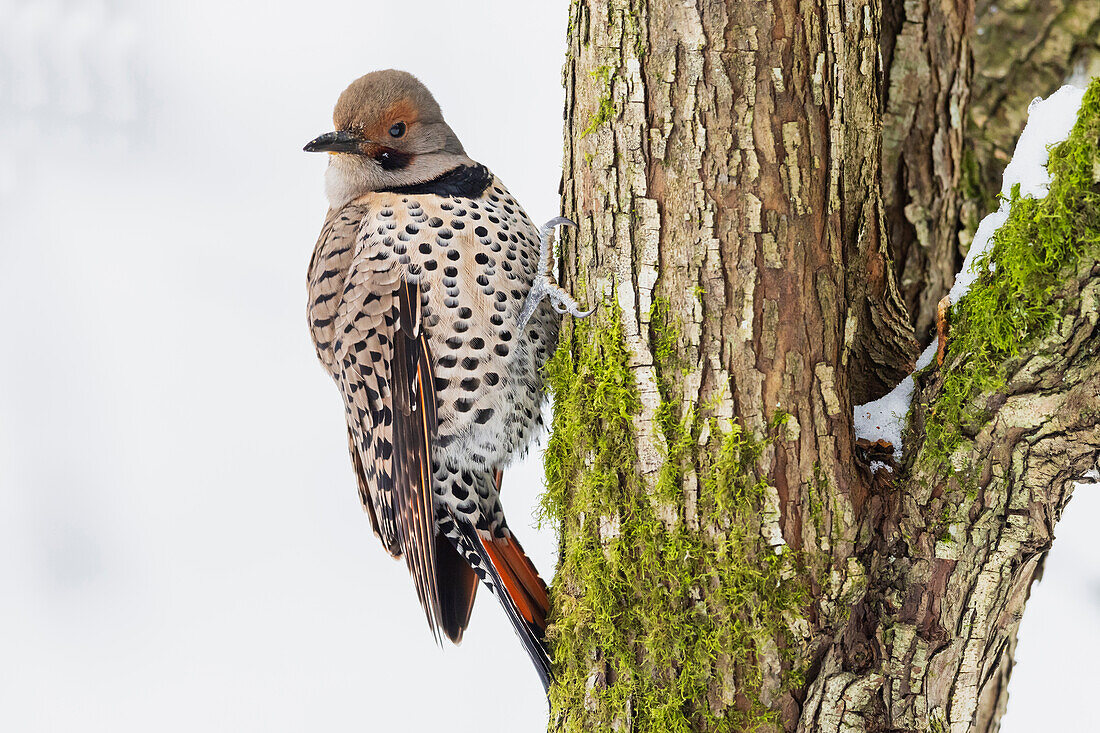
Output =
[{"x1": 455, "y1": 522, "x2": 552, "y2": 691}]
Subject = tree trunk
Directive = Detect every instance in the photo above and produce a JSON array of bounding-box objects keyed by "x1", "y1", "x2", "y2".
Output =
[{"x1": 544, "y1": 1, "x2": 1100, "y2": 732}]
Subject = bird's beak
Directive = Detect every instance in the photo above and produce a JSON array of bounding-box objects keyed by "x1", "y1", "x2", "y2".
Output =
[{"x1": 303, "y1": 130, "x2": 371, "y2": 153}]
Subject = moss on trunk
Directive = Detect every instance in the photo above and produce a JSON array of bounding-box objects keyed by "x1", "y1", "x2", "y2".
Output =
[{"x1": 543, "y1": 305, "x2": 808, "y2": 731}]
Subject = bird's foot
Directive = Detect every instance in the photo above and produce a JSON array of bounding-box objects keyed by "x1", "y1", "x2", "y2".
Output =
[{"x1": 517, "y1": 217, "x2": 594, "y2": 331}]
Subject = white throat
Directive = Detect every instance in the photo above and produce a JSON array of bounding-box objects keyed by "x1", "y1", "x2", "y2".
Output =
[{"x1": 324, "y1": 156, "x2": 374, "y2": 209}]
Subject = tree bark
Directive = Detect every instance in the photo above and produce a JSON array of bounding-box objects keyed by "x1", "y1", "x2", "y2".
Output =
[
  {"x1": 545, "y1": 1, "x2": 1100, "y2": 732},
  {"x1": 880, "y1": 0, "x2": 973, "y2": 345}
]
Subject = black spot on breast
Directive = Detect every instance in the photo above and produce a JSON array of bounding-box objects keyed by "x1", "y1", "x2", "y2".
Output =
[
  {"x1": 461, "y1": 356, "x2": 479, "y2": 370},
  {"x1": 469, "y1": 338, "x2": 485, "y2": 350},
  {"x1": 405, "y1": 224, "x2": 419, "y2": 235},
  {"x1": 494, "y1": 344, "x2": 510, "y2": 357},
  {"x1": 419, "y1": 242, "x2": 432, "y2": 254},
  {"x1": 460, "y1": 377, "x2": 480, "y2": 391},
  {"x1": 445, "y1": 336, "x2": 463, "y2": 349},
  {"x1": 474, "y1": 226, "x2": 488, "y2": 237},
  {"x1": 475, "y1": 253, "x2": 489, "y2": 265},
  {"x1": 455, "y1": 399, "x2": 473, "y2": 413},
  {"x1": 428, "y1": 217, "x2": 443, "y2": 227},
  {"x1": 485, "y1": 372, "x2": 500, "y2": 386},
  {"x1": 434, "y1": 377, "x2": 450, "y2": 391},
  {"x1": 474, "y1": 408, "x2": 494, "y2": 425},
  {"x1": 447, "y1": 250, "x2": 460, "y2": 261},
  {"x1": 438, "y1": 355, "x2": 457, "y2": 368}
]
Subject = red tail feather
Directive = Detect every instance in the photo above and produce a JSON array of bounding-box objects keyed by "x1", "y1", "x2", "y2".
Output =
[{"x1": 482, "y1": 536, "x2": 550, "y2": 631}]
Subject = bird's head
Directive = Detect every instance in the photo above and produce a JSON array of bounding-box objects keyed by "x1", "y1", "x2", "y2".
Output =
[{"x1": 305, "y1": 70, "x2": 472, "y2": 207}]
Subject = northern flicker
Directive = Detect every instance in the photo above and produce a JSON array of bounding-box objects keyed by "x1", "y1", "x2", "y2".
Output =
[{"x1": 304, "y1": 70, "x2": 589, "y2": 691}]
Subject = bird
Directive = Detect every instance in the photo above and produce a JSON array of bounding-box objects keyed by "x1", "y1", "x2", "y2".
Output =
[{"x1": 303, "y1": 69, "x2": 591, "y2": 691}]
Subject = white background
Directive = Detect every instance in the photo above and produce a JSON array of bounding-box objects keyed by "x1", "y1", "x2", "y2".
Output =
[{"x1": 0, "y1": 2, "x2": 1095, "y2": 731}]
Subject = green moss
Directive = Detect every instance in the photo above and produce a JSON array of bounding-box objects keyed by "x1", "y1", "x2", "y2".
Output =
[
  {"x1": 581, "y1": 66, "x2": 616, "y2": 138},
  {"x1": 543, "y1": 302, "x2": 807, "y2": 732},
  {"x1": 921, "y1": 79, "x2": 1100, "y2": 466}
]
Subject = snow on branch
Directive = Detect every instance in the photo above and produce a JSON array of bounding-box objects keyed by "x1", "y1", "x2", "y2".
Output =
[{"x1": 854, "y1": 85, "x2": 1088, "y2": 458}]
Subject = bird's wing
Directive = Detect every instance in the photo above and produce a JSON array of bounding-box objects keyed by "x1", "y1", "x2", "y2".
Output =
[
  {"x1": 346, "y1": 426, "x2": 400, "y2": 558},
  {"x1": 334, "y1": 234, "x2": 442, "y2": 638}
]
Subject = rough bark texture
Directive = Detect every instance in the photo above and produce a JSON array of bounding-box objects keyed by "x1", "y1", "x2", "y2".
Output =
[
  {"x1": 546, "y1": 1, "x2": 1100, "y2": 731},
  {"x1": 880, "y1": 0, "x2": 974, "y2": 344}
]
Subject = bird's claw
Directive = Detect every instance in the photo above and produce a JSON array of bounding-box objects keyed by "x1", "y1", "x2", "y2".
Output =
[{"x1": 517, "y1": 217, "x2": 593, "y2": 331}]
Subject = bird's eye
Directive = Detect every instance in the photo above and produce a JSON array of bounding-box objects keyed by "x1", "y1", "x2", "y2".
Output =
[{"x1": 389, "y1": 122, "x2": 406, "y2": 138}]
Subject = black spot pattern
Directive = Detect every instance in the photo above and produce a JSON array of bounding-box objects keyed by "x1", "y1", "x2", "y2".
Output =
[{"x1": 314, "y1": 172, "x2": 562, "y2": 553}]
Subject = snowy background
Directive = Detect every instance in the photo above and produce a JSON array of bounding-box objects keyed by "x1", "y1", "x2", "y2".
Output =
[{"x1": 0, "y1": 1, "x2": 1095, "y2": 731}]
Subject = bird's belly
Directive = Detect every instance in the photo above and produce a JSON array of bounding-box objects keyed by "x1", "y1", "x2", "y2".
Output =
[
  {"x1": 425, "y1": 300, "x2": 552, "y2": 471},
  {"x1": 365, "y1": 188, "x2": 559, "y2": 471}
]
